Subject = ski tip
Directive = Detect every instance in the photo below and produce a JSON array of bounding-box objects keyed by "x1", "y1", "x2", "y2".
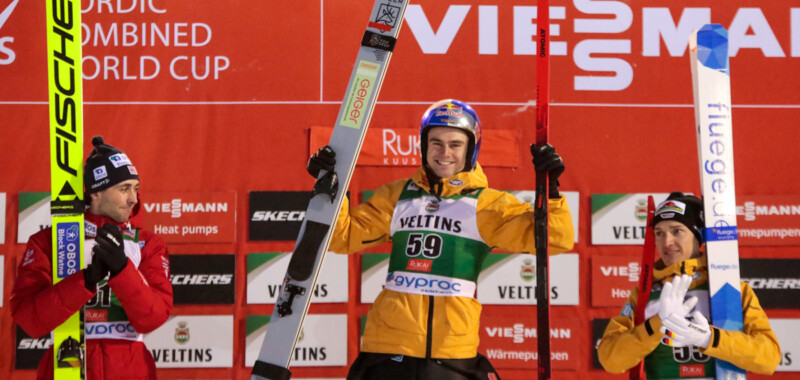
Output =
[{"x1": 695, "y1": 24, "x2": 729, "y2": 73}]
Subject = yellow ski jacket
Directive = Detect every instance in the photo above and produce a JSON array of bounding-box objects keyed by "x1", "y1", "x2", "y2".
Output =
[
  {"x1": 329, "y1": 163, "x2": 575, "y2": 359},
  {"x1": 597, "y1": 255, "x2": 781, "y2": 376}
]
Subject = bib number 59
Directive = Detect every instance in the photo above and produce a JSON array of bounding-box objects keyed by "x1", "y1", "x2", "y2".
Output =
[{"x1": 406, "y1": 233, "x2": 442, "y2": 258}]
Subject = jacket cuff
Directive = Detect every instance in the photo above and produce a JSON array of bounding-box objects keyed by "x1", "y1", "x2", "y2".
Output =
[{"x1": 638, "y1": 316, "x2": 664, "y2": 343}]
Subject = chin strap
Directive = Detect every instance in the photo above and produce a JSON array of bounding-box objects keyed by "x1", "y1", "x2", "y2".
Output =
[{"x1": 424, "y1": 167, "x2": 443, "y2": 200}]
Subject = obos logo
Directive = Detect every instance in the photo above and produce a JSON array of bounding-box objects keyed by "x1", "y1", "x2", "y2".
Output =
[
  {"x1": 109, "y1": 153, "x2": 132, "y2": 168},
  {"x1": 0, "y1": 0, "x2": 18, "y2": 65},
  {"x1": 93, "y1": 166, "x2": 108, "y2": 181}
]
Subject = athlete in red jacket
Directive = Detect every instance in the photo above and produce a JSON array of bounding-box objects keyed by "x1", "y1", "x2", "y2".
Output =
[{"x1": 10, "y1": 136, "x2": 173, "y2": 379}]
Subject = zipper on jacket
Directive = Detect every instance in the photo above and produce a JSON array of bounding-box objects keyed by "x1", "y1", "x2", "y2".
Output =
[{"x1": 425, "y1": 295, "x2": 434, "y2": 359}]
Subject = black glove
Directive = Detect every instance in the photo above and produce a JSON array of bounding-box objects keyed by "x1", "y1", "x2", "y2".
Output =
[
  {"x1": 531, "y1": 143, "x2": 565, "y2": 198},
  {"x1": 306, "y1": 145, "x2": 336, "y2": 178},
  {"x1": 83, "y1": 260, "x2": 109, "y2": 291},
  {"x1": 93, "y1": 223, "x2": 128, "y2": 278}
]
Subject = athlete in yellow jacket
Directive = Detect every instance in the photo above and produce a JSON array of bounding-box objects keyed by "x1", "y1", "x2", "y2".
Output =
[
  {"x1": 307, "y1": 99, "x2": 574, "y2": 379},
  {"x1": 598, "y1": 192, "x2": 780, "y2": 379}
]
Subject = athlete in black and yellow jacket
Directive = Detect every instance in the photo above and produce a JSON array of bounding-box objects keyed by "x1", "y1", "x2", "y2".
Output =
[
  {"x1": 598, "y1": 193, "x2": 780, "y2": 379},
  {"x1": 308, "y1": 99, "x2": 574, "y2": 379}
]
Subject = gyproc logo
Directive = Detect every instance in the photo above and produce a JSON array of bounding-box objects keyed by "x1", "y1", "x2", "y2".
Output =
[{"x1": 0, "y1": 0, "x2": 19, "y2": 65}]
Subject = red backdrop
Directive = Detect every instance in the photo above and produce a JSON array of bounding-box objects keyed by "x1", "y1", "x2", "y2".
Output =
[{"x1": 1, "y1": 0, "x2": 799, "y2": 378}]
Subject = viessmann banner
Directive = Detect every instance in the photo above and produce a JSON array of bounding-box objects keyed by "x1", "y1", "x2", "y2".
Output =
[
  {"x1": 3, "y1": 2, "x2": 798, "y2": 104},
  {"x1": 142, "y1": 192, "x2": 237, "y2": 243},
  {"x1": 591, "y1": 255, "x2": 640, "y2": 307},
  {"x1": 736, "y1": 195, "x2": 800, "y2": 246},
  {"x1": 479, "y1": 315, "x2": 581, "y2": 370}
]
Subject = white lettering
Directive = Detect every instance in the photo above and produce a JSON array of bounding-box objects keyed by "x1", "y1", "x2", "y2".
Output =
[
  {"x1": 574, "y1": 0, "x2": 632, "y2": 34},
  {"x1": 642, "y1": 8, "x2": 709, "y2": 57},
  {"x1": 573, "y1": 39, "x2": 632, "y2": 91},
  {"x1": 405, "y1": 5, "x2": 470, "y2": 54},
  {"x1": 729, "y1": 8, "x2": 785, "y2": 57}
]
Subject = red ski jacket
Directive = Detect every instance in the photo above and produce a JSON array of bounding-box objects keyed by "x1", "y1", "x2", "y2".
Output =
[{"x1": 10, "y1": 209, "x2": 172, "y2": 380}]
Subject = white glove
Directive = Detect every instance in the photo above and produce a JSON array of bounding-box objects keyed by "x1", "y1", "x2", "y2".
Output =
[
  {"x1": 657, "y1": 274, "x2": 698, "y2": 321},
  {"x1": 660, "y1": 311, "x2": 712, "y2": 349}
]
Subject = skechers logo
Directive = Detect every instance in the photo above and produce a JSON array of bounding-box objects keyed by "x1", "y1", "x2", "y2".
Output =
[
  {"x1": 171, "y1": 274, "x2": 232, "y2": 285},
  {"x1": 17, "y1": 337, "x2": 52, "y2": 350},
  {"x1": 742, "y1": 277, "x2": 800, "y2": 289},
  {"x1": 251, "y1": 210, "x2": 305, "y2": 222}
]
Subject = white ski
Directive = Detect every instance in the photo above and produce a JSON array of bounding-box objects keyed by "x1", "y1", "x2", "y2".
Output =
[
  {"x1": 690, "y1": 24, "x2": 746, "y2": 380},
  {"x1": 250, "y1": 1, "x2": 410, "y2": 379}
]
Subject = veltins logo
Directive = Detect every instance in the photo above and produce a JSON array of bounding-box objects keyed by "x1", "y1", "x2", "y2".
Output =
[
  {"x1": 634, "y1": 199, "x2": 647, "y2": 221},
  {"x1": 0, "y1": 0, "x2": 19, "y2": 65},
  {"x1": 425, "y1": 199, "x2": 439, "y2": 213},
  {"x1": 520, "y1": 259, "x2": 535, "y2": 282},
  {"x1": 174, "y1": 321, "x2": 190, "y2": 344}
]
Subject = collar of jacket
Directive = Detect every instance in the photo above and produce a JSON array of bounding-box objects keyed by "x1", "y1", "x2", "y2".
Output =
[
  {"x1": 653, "y1": 254, "x2": 709, "y2": 287},
  {"x1": 85, "y1": 212, "x2": 130, "y2": 233},
  {"x1": 411, "y1": 162, "x2": 489, "y2": 197}
]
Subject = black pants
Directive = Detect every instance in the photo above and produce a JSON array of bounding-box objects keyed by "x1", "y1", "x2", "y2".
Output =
[{"x1": 347, "y1": 352, "x2": 501, "y2": 380}]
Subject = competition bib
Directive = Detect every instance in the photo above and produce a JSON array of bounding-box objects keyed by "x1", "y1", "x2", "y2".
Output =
[
  {"x1": 644, "y1": 281, "x2": 715, "y2": 379},
  {"x1": 387, "y1": 181, "x2": 491, "y2": 297},
  {"x1": 84, "y1": 221, "x2": 144, "y2": 341}
]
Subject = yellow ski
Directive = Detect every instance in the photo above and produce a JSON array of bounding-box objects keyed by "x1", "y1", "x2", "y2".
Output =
[{"x1": 46, "y1": 0, "x2": 85, "y2": 378}]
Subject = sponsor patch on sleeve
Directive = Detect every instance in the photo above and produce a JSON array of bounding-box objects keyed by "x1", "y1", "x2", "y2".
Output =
[{"x1": 621, "y1": 302, "x2": 633, "y2": 317}]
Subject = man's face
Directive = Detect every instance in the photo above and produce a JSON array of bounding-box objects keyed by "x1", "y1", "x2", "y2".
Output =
[
  {"x1": 654, "y1": 220, "x2": 700, "y2": 267},
  {"x1": 426, "y1": 127, "x2": 469, "y2": 178},
  {"x1": 89, "y1": 179, "x2": 139, "y2": 223}
]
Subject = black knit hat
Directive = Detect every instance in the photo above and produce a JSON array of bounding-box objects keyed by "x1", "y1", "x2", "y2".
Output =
[
  {"x1": 651, "y1": 191, "x2": 705, "y2": 243},
  {"x1": 84, "y1": 136, "x2": 139, "y2": 194}
]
